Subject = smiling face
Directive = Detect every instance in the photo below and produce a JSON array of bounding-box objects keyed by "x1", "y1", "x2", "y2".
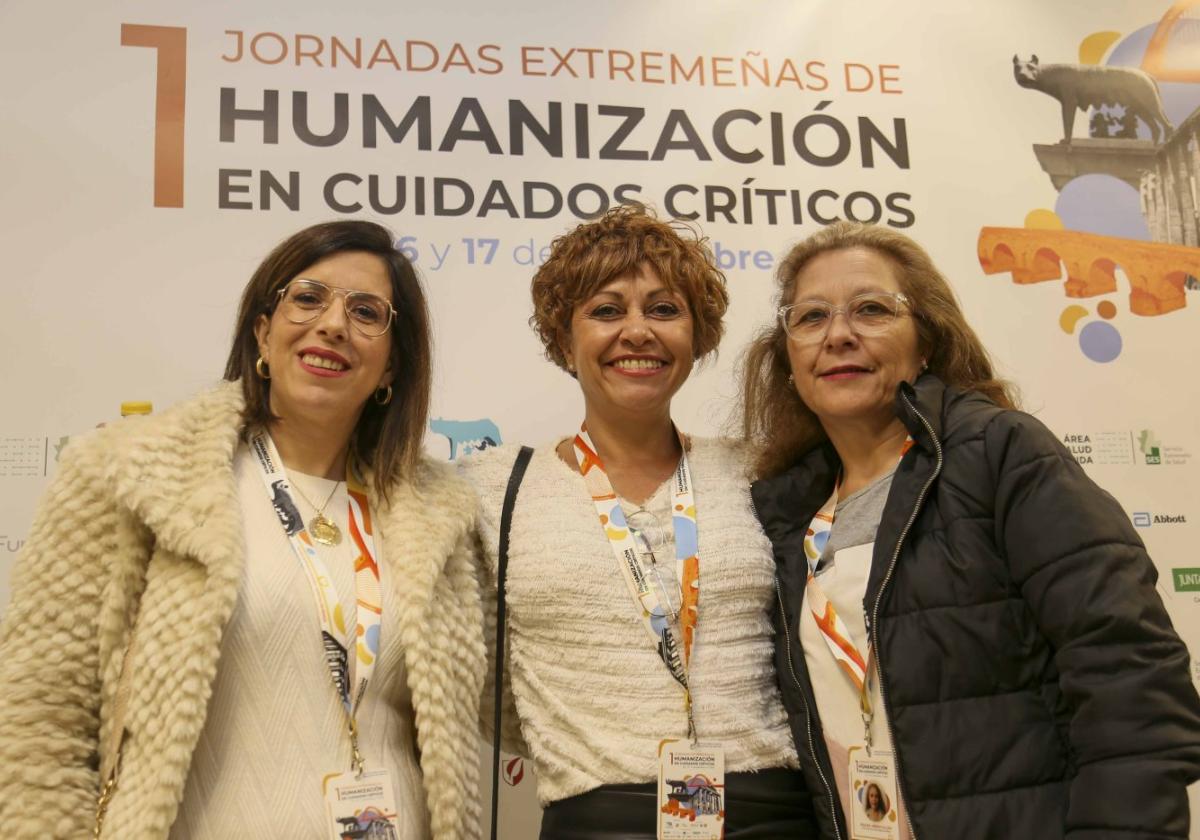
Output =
[
  {"x1": 785, "y1": 247, "x2": 924, "y2": 432},
  {"x1": 564, "y1": 263, "x2": 695, "y2": 420},
  {"x1": 254, "y1": 250, "x2": 395, "y2": 430},
  {"x1": 866, "y1": 785, "x2": 883, "y2": 810}
]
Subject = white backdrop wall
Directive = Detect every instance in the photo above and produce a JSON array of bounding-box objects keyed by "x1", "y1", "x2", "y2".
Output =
[{"x1": 2, "y1": 0, "x2": 1198, "y2": 835}]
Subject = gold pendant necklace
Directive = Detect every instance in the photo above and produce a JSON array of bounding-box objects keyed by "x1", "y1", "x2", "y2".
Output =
[
  {"x1": 289, "y1": 476, "x2": 343, "y2": 546},
  {"x1": 307, "y1": 512, "x2": 341, "y2": 546}
]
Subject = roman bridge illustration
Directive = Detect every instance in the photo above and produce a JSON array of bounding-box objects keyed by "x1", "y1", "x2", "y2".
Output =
[{"x1": 977, "y1": 226, "x2": 1199, "y2": 315}]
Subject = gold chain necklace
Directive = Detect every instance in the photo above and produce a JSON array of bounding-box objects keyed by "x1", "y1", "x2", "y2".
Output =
[{"x1": 289, "y1": 476, "x2": 343, "y2": 546}]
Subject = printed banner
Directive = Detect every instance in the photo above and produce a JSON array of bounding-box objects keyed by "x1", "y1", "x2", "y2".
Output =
[{"x1": 2, "y1": 0, "x2": 1198, "y2": 833}]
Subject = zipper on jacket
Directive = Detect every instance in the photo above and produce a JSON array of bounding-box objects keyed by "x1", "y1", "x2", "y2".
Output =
[
  {"x1": 868, "y1": 391, "x2": 943, "y2": 840},
  {"x1": 776, "y1": 576, "x2": 844, "y2": 840}
]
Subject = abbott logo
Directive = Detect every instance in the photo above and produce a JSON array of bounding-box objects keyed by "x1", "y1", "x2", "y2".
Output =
[
  {"x1": 1173, "y1": 569, "x2": 1200, "y2": 592},
  {"x1": 1132, "y1": 512, "x2": 1152, "y2": 528}
]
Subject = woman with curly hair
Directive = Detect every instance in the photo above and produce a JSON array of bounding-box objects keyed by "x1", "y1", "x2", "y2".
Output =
[{"x1": 461, "y1": 205, "x2": 818, "y2": 839}]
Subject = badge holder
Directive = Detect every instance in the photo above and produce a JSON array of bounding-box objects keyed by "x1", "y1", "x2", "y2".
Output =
[
  {"x1": 847, "y1": 746, "x2": 900, "y2": 840},
  {"x1": 656, "y1": 739, "x2": 725, "y2": 840},
  {"x1": 323, "y1": 767, "x2": 401, "y2": 840}
]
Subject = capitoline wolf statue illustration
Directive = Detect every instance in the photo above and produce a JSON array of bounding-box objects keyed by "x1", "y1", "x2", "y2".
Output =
[{"x1": 1013, "y1": 54, "x2": 1173, "y2": 144}]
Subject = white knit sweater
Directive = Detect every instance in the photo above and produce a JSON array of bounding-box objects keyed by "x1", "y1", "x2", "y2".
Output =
[
  {"x1": 461, "y1": 437, "x2": 798, "y2": 806},
  {"x1": 168, "y1": 449, "x2": 430, "y2": 839}
]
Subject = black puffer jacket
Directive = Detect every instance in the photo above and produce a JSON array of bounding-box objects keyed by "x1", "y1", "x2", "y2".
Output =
[{"x1": 752, "y1": 375, "x2": 1200, "y2": 839}]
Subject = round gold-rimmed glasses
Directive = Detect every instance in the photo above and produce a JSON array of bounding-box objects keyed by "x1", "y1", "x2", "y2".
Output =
[
  {"x1": 275, "y1": 278, "x2": 396, "y2": 337},
  {"x1": 627, "y1": 509, "x2": 681, "y2": 621},
  {"x1": 778, "y1": 291, "x2": 912, "y2": 345}
]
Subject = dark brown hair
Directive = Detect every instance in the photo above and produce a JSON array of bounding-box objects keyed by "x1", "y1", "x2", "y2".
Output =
[
  {"x1": 530, "y1": 204, "x2": 729, "y2": 371},
  {"x1": 740, "y1": 221, "x2": 1017, "y2": 479},
  {"x1": 224, "y1": 220, "x2": 432, "y2": 499}
]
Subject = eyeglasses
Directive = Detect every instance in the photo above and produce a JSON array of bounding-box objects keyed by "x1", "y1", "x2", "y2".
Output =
[
  {"x1": 778, "y1": 291, "x2": 912, "y2": 344},
  {"x1": 627, "y1": 509, "x2": 681, "y2": 621},
  {"x1": 275, "y1": 278, "x2": 396, "y2": 337}
]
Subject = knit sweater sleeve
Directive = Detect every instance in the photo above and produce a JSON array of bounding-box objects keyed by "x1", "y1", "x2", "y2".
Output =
[
  {"x1": 458, "y1": 446, "x2": 531, "y2": 758},
  {"x1": 0, "y1": 432, "x2": 125, "y2": 839}
]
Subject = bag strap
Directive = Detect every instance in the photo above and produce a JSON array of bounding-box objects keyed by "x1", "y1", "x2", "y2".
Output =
[{"x1": 491, "y1": 445, "x2": 534, "y2": 840}]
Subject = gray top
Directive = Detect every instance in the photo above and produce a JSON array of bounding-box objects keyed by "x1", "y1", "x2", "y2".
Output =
[{"x1": 815, "y1": 469, "x2": 896, "y2": 575}]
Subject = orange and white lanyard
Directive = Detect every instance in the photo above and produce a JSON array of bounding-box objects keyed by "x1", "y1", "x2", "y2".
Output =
[
  {"x1": 249, "y1": 430, "x2": 383, "y2": 774},
  {"x1": 573, "y1": 424, "x2": 702, "y2": 740},
  {"x1": 803, "y1": 437, "x2": 913, "y2": 750}
]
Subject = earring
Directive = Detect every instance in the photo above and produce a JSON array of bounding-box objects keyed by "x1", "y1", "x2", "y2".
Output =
[
  {"x1": 566, "y1": 359, "x2": 576, "y2": 373},
  {"x1": 920, "y1": 359, "x2": 929, "y2": 371},
  {"x1": 374, "y1": 385, "x2": 393, "y2": 405},
  {"x1": 786, "y1": 374, "x2": 794, "y2": 385},
  {"x1": 255, "y1": 357, "x2": 270, "y2": 380}
]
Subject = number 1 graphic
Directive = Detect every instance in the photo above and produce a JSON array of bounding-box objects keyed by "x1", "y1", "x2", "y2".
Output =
[{"x1": 120, "y1": 24, "x2": 186, "y2": 208}]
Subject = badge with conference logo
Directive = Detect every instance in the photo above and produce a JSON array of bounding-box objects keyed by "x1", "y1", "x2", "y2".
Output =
[
  {"x1": 847, "y1": 747, "x2": 899, "y2": 840},
  {"x1": 322, "y1": 768, "x2": 401, "y2": 840},
  {"x1": 656, "y1": 739, "x2": 725, "y2": 839}
]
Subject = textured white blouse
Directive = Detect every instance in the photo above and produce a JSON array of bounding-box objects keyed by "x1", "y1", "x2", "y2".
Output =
[{"x1": 461, "y1": 437, "x2": 798, "y2": 806}]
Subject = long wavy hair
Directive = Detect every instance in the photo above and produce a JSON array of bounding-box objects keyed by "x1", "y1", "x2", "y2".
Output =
[{"x1": 740, "y1": 222, "x2": 1016, "y2": 479}]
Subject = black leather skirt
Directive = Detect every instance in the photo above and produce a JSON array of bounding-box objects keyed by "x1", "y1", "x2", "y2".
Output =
[{"x1": 539, "y1": 767, "x2": 817, "y2": 839}]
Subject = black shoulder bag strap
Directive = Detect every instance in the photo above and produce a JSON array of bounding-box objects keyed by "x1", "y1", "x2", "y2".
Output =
[{"x1": 491, "y1": 445, "x2": 534, "y2": 840}]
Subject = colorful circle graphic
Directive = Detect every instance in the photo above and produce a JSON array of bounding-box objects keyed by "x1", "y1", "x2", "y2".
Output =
[
  {"x1": 1059, "y1": 305, "x2": 1088, "y2": 334},
  {"x1": 1078, "y1": 320, "x2": 1122, "y2": 363},
  {"x1": 1097, "y1": 301, "x2": 1117, "y2": 320}
]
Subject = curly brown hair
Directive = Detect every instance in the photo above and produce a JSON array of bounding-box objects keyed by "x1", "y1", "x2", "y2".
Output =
[
  {"x1": 740, "y1": 221, "x2": 1017, "y2": 479},
  {"x1": 530, "y1": 204, "x2": 729, "y2": 372}
]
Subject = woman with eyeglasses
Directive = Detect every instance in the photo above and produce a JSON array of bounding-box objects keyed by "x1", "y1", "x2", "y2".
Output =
[
  {"x1": 0, "y1": 221, "x2": 484, "y2": 839},
  {"x1": 740, "y1": 221, "x2": 1200, "y2": 839},
  {"x1": 460, "y1": 205, "x2": 818, "y2": 839}
]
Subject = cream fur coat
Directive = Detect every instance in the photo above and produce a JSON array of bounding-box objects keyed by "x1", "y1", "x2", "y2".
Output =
[{"x1": 0, "y1": 383, "x2": 484, "y2": 839}]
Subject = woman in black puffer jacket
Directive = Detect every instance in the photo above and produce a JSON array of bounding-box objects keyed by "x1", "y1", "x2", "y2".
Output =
[{"x1": 739, "y1": 221, "x2": 1200, "y2": 839}]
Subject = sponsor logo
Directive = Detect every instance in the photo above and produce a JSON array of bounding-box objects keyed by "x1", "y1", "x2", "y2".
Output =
[
  {"x1": 1058, "y1": 430, "x2": 1194, "y2": 468},
  {"x1": 0, "y1": 533, "x2": 25, "y2": 554},
  {"x1": 1139, "y1": 429, "x2": 1162, "y2": 465},
  {"x1": 0, "y1": 435, "x2": 74, "y2": 478},
  {"x1": 1173, "y1": 569, "x2": 1200, "y2": 593},
  {"x1": 1134, "y1": 511, "x2": 1187, "y2": 528},
  {"x1": 1059, "y1": 431, "x2": 1134, "y2": 466},
  {"x1": 0, "y1": 437, "x2": 49, "y2": 478},
  {"x1": 1138, "y1": 429, "x2": 1193, "y2": 467},
  {"x1": 502, "y1": 756, "x2": 525, "y2": 787}
]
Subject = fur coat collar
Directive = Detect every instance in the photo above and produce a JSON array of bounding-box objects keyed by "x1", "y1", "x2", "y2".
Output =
[{"x1": 1, "y1": 381, "x2": 483, "y2": 839}]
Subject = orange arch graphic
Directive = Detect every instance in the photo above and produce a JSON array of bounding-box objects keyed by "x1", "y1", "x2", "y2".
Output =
[{"x1": 1143, "y1": 0, "x2": 1200, "y2": 82}]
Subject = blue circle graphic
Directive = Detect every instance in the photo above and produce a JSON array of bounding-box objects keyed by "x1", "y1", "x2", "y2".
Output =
[
  {"x1": 1056, "y1": 175, "x2": 1150, "y2": 241},
  {"x1": 1078, "y1": 320, "x2": 1122, "y2": 363}
]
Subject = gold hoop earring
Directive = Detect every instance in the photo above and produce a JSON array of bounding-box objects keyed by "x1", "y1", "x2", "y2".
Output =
[
  {"x1": 375, "y1": 385, "x2": 393, "y2": 405},
  {"x1": 256, "y1": 357, "x2": 270, "y2": 380}
]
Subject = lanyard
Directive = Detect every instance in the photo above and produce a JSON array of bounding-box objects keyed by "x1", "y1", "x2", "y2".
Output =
[
  {"x1": 249, "y1": 430, "x2": 383, "y2": 775},
  {"x1": 573, "y1": 424, "x2": 702, "y2": 741},
  {"x1": 803, "y1": 437, "x2": 913, "y2": 751}
]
